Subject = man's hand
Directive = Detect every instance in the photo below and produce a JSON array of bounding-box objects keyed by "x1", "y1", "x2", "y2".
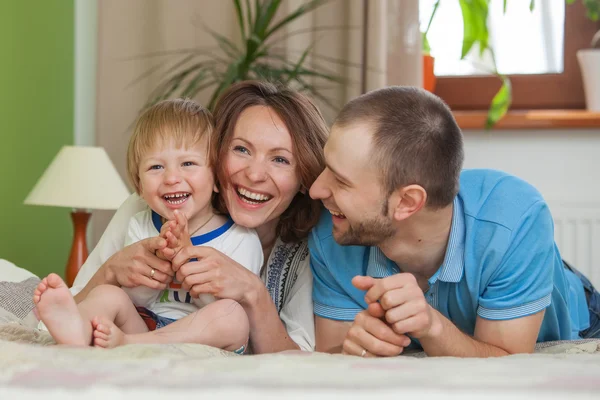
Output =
[
  {"x1": 354, "y1": 274, "x2": 439, "y2": 339},
  {"x1": 341, "y1": 308, "x2": 411, "y2": 357},
  {"x1": 335, "y1": 276, "x2": 412, "y2": 357}
]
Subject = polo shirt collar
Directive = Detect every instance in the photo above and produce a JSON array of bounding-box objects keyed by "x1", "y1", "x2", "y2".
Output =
[
  {"x1": 435, "y1": 196, "x2": 465, "y2": 284},
  {"x1": 366, "y1": 196, "x2": 465, "y2": 283}
]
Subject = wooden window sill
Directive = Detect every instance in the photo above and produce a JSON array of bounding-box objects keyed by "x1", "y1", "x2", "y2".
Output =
[{"x1": 454, "y1": 110, "x2": 600, "y2": 130}]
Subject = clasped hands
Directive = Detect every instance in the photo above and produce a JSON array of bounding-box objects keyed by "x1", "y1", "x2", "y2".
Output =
[{"x1": 342, "y1": 273, "x2": 440, "y2": 357}]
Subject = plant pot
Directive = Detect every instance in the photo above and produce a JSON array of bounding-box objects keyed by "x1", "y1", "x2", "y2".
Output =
[
  {"x1": 423, "y1": 54, "x2": 436, "y2": 93},
  {"x1": 577, "y1": 49, "x2": 600, "y2": 111}
]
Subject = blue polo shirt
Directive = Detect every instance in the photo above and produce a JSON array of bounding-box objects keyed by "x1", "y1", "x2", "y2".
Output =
[{"x1": 309, "y1": 169, "x2": 590, "y2": 341}]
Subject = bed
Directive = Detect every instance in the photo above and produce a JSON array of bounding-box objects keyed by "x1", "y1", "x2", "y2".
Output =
[{"x1": 1, "y1": 260, "x2": 599, "y2": 399}]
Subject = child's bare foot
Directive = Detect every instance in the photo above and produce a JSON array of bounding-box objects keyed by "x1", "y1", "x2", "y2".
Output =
[
  {"x1": 33, "y1": 273, "x2": 90, "y2": 346},
  {"x1": 92, "y1": 317, "x2": 127, "y2": 348}
]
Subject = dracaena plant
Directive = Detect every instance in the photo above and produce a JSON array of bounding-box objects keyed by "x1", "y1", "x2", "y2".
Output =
[
  {"x1": 423, "y1": 0, "x2": 525, "y2": 129},
  {"x1": 142, "y1": 0, "x2": 345, "y2": 112}
]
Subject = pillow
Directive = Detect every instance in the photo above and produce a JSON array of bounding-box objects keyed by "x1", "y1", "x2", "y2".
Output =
[
  {"x1": 0, "y1": 259, "x2": 40, "y2": 328},
  {"x1": 0, "y1": 259, "x2": 37, "y2": 282}
]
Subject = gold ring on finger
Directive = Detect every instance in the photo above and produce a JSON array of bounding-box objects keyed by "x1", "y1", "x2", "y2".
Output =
[{"x1": 150, "y1": 268, "x2": 156, "y2": 279}]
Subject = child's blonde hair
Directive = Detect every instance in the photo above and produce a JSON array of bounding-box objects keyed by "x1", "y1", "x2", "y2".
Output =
[{"x1": 127, "y1": 98, "x2": 213, "y2": 194}]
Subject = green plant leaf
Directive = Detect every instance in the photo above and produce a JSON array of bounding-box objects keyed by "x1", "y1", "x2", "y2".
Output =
[
  {"x1": 530, "y1": 0, "x2": 535, "y2": 11},
  {"x1": 245, "y1": 0, "x2": 253, "y2": 35},
  {"x1": 205, "y1": 27, "x2": 242, "y2": 59},
  {"x1": 458, "y1": 0, "x2": 489, "y2": 59},
  {"x1": 485, "y1": 76, "x2": 512, "y2": 130},
  {"x1": 207, "y1": 63, "x2": 242, "y2": 110},
  {"x1": 261, "y1": 24, "x2": 358, "y2": 54},
  {"x1": 255, "y1": 0, "x2": 282, "y2": 38},
  {"x1": 295, "y1": 76, "x2": 339, "y2": 111},
  {"x1": 285, "y1": 43, "x2": 314, "y2": 84},
  {"x1": 265, "y1": 0, "x2": 329, "y2": 41},
  {"x1": 233, "y1": 0, "x2": 246, "y2": 42},
  {"x1": 422, "y1": 32, "x2": 431, "y2": 55}
]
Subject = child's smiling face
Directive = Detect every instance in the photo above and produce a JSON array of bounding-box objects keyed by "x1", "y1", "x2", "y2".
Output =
[{"x1": 138, "y1": 137, "x2": 216, "y2": 233}]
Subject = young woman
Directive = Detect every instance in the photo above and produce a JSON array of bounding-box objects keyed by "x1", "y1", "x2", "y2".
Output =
[{"x1": 69, "y1": 81, "x2": 328, "y2": 353}]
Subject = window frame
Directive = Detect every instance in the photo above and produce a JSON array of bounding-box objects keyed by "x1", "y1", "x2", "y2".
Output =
[{"x1": 433, "y1": 2, "x2": 600, "y2": 111}]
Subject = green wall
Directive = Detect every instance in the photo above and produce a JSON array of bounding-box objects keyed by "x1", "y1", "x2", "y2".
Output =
[{"x1": 0, "y1": 1, "x2": 74, "y2": 278}]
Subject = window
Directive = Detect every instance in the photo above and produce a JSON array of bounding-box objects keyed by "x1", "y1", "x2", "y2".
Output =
[{"x1": 420, "y1": 0, "x2": 600, "y2": 110}]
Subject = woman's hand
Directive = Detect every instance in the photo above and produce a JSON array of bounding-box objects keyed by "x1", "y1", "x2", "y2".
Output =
[
  {"x1": 105, "y1": 236, "x2": 174, "y2": 290},
  {"x1": 171, "y1": 245, "x2": 264, "y2": 306}
]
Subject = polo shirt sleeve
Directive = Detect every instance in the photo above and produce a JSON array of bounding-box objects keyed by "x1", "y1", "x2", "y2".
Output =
[
  {"x1": 309, "y1": 230, "x2": 364, "y2": 321},
  {"x1": 477, "y1": 201, "x2": 554, "y2": 320}
]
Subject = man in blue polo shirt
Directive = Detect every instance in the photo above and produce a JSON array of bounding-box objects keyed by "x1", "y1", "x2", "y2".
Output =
[{"x1": 308, "y1": 86, "x2": 600, "y2": 357}]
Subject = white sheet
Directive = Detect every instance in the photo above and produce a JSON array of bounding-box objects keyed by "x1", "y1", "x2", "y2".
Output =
[{"x1": 0, "y1": 333, "x2": 598, "y2": 400}]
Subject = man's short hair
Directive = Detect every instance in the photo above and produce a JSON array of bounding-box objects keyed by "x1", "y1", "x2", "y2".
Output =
[{"x1": 334, "y1": 86, "x2": 464, "y2": 208}]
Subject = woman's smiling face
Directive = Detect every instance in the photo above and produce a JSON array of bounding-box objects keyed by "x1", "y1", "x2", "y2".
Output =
[{"x1": 221, "y1": 105, "x2": 302, "y2": 230}]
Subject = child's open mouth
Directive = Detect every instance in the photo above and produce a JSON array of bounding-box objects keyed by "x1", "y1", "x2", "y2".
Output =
[{"x1": 163, "y1": 192, "x2": 190, "y2": 205}]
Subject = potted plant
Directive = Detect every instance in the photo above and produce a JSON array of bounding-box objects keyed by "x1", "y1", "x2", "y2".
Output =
[
  {"x1": 421, "y1": 0, "x2": 440, "y2": 93},
  {"x1": 421, "y1": 0, "x2": 516, "y2": 129},
  {"x1": 571, "y1": 0, "x2": 600, "y2": 110},
  {"x1": 143, "y1": 0, "x2": 343, "y2": 112}
]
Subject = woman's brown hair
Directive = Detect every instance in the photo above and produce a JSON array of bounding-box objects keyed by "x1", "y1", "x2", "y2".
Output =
[{"x1": 211, "y1": 81, "x2": 328, "y2": 243}]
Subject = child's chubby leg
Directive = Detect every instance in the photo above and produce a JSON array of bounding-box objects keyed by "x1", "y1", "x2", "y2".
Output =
[
  {"x1": 93, "y1": 299, "x2": 250, "y2": 352},
  {"x1": 79, "y1": 284, "x2": 149, "y2": 335},
  {"x1": 34, "y1": 273, "x2": 148, "y2": 346}
]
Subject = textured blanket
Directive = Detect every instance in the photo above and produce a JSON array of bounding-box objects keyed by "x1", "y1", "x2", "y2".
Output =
[{"x1": 1, "y1": 323, "x2": 599, "y2": 400}]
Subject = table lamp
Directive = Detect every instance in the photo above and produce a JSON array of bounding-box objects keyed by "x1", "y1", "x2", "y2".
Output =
[{"x1": 24, "y1": 146, "x2": 130, "y2": 287}]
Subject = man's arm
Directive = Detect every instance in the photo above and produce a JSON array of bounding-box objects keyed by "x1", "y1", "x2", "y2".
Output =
[
  {"x1": 315, "y1": 316, "x2": 350, "y2": 353},
  {"x1": 360, "y1": 274, "x2": 546, "y2": 357},
  {"x1": 420, "y1": 308, "x2": 545, "y2": 357}
]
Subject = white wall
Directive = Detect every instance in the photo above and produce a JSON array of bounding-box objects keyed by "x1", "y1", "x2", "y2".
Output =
[{"x1": 463, "y1": 128, "x2": 600, "y2": 286}]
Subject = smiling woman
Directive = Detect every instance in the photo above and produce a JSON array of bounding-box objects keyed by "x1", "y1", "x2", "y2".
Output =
[{"x1": 67, "y1": 80, "x2": 329, "y2": 354}]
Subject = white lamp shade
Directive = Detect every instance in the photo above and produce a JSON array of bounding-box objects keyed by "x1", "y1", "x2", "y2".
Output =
[{"x1": 24, "y1": 146, "x2": 130, "y2": 210}]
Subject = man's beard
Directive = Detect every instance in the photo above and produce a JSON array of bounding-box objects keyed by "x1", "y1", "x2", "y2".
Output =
[{"x1": 333, "y1": 199, "x2": 394, "y2": 246}]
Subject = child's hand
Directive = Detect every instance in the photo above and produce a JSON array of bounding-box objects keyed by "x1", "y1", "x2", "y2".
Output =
[{"x1": 158, "y1": 211, "x2": 192, "y2": 260}]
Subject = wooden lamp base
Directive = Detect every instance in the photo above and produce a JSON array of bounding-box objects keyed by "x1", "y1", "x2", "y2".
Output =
[{"x1": 66, "y1": 210, "x2": 91, "y2": 287}]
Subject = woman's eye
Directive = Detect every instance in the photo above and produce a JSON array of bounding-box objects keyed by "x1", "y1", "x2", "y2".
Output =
[
  {"x1": 233, "y1": 145, "x2": 250, "y2": 155},
  {"x1": 182, "y1": 161, "x2": 195, "y2": 167},
  {"x1": 273, "y1": 156, "x2": 290, "y2": 165}
]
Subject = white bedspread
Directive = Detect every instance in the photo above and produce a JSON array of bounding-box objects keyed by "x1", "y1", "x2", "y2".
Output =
[{"x1": 0, "y1": 325, "x2": 598, "y2": 400}]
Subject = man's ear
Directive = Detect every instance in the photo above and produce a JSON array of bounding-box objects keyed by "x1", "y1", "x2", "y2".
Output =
[{"x1": 389, "y1": 184, "x2": 427, "y2": 221}]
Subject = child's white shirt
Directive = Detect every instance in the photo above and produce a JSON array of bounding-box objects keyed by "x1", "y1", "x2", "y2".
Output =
[{"x1": 122, "y1": 208, "x2": 263, "y2": 320}]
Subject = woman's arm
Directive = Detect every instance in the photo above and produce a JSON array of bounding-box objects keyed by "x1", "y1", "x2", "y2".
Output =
[
  {"x1": 72, "y1": 194, "x2": 172, "y2": 303},
  {"x1": 171, "y1": 245, "x2": 301, "y2": 353},
  {"x1": 243, "y1": 284, "x2": 301, "y2": 353}
]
